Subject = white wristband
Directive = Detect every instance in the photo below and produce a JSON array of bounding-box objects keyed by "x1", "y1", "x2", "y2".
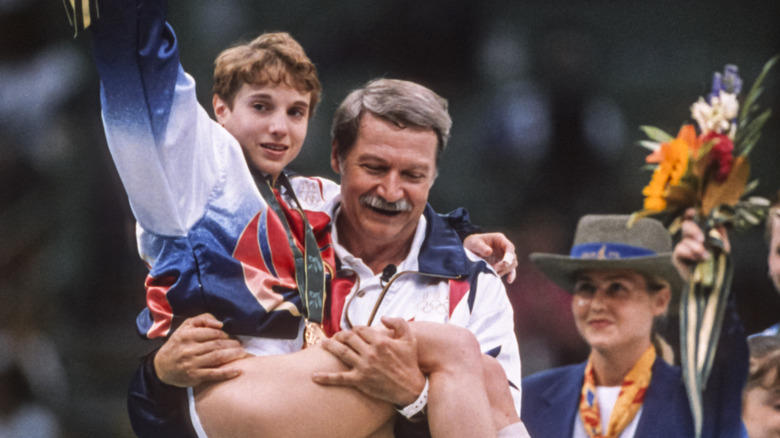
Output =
[{"x1": 396, "y1": 377, "x2": 429, "y2": 419}]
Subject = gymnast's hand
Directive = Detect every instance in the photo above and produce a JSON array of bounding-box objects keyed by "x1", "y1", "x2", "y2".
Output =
[
  {"x1": 464, "y1": 232, "x2": 518, "y2": 283},
  {"x1": 312, "y1": 317, "x2": 427, "y2": 407},
  {"x1": 154, "y1": 313, "x2": 250, "y2": 387}
]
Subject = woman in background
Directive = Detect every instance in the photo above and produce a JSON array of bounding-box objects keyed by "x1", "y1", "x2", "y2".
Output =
[{"x1": 521, "y1": 214, "x2": 747, "y2": 438}]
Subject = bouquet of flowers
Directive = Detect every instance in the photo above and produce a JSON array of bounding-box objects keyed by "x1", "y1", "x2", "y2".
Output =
[{"x1": 632, "y1": 56, "x2": 777, "y2": 438}]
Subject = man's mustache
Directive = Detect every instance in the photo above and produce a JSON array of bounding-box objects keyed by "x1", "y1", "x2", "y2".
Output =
[{"x1": 359, "y1": 195, "x2": 412, "y2": 212}]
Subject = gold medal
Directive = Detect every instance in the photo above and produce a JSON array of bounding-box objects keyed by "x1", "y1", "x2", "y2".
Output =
[{"x1": 304, "y1": 321, "x2": 326, "y2": 348}]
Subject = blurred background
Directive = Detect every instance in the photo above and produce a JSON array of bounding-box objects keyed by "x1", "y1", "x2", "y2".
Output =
[{"x1": 1, "y1": 0, "x2": 779, "y2": 435}]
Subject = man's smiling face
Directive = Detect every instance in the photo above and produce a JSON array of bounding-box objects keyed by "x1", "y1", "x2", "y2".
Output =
[{"x1": 332, "y1": 112, "x2": 437, "y2": 252}]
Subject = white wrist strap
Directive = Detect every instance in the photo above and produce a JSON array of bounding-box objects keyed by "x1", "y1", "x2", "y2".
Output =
[{"x1": 396, "y1": 377, "x2": 429, "y2": 419}]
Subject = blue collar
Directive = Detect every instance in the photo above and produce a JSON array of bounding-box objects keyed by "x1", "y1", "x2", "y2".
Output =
[{"x1": 418, "y1": 204, "x2": 471, "y2": 277}]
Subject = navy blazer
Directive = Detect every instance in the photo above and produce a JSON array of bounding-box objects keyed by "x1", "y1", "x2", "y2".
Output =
[
  {"x1": 522, "y1": 358, "x2": 695, "y2": 438},
  {"x1": 522, "y1": 295, "x2": 748, "y2": 438}
]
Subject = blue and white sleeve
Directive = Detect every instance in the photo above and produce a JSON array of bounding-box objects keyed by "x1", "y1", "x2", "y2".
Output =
[{"x1": 91, "y1": 0, "x2": 234, "y2": 237}]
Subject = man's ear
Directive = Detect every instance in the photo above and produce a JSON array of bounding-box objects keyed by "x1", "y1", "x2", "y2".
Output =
[
  {"x1": 330, "y1": 141, "x2": 341, "y2": 174},
  {"x1": 213, "y1": 94, "x2": 229, "y2": 125}
]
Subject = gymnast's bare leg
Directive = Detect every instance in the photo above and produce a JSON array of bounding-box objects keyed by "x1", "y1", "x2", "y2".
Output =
[
  {"x1": 193, "y1": 346, "x2": 395, "y2": 438},
  {"x1": 193, "y1": 320, "x2": 519, "y2": 438}
]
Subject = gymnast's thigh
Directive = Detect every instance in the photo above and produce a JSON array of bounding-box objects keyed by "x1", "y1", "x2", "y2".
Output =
[{"x1": 193, "y1": 346, "x2": 396, "y2": 438}]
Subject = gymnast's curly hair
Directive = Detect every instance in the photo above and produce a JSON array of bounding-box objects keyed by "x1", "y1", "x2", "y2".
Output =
[{"x1": 212, "y1": 32, "x2": 321, "y2": 117}]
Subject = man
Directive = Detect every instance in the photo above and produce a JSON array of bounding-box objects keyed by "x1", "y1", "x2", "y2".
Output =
[
  {"x1": 134, "y1": 79, "x2": 525, "y2": 437},
  {"x1": 315, "y1": 79, "x2": 523, "y2": 436}
]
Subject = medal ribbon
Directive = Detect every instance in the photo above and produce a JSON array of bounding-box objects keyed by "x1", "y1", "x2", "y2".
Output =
[
  {"x1": 255, "y1": 172, "x2": 326, "y2": 324},
  {"x1": 62, "y1": 0, "x2": 98, "y2": 36},
  {"x1": 579, "y1": 346, "x2": 655, "y2": 438}
]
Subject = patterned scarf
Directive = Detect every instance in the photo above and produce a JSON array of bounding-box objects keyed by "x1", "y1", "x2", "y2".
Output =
[{"x1": 579, "y1": 346, "x2": 655, "y2": 438}]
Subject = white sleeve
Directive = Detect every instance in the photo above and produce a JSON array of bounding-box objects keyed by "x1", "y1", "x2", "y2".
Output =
[{"x1": 463, "y1": 269, "x2": 523, "y2": 416}]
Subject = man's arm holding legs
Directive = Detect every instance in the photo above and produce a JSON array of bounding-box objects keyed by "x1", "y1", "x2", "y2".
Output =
[
  {"x1": 313, "y1": 318, "x2": 522, "y2": 437},
  {"x1": 128, "y1": 314, "x2": 248, "y2": 436}
]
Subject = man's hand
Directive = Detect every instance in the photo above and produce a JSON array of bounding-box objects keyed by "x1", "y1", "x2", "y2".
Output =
[
  {"x1": 154, "y1": 313, "x2": 249, "y2": 387},
  {"x1": 464, "y1": 232, "x2": 518, "y2": 283},
  {"x1": 312, "y1": 317, "x2": 427, "y2": 407},
  {"x1": 672, "y1": 208, "x2": 731, "y2": 281}
]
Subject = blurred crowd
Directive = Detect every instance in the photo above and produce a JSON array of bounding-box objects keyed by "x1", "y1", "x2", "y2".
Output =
[{"x1": 1, "y1": 0, "x2": 779, "y2": 435}]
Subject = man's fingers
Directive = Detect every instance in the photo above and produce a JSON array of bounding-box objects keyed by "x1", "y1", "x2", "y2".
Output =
[
  {"x1": 501, "y1": 248, "x2": 517, "y2": 269},
  {"x1": 506, "y1": 268, "x2": 517, "y2": 284},
  {"x1": 379, "y1": 317, "x2": 410, "y2": 340},
  {"x1": 320, "y1": 338, "x2": 361, "y2": 367},
  {"x1": 464, "y1": 234, "x2": 493, "y2": 258},
  {"x1": 167, "y1": 337, "x2": 244, "y2": 366},
  {"x1": 185, "y1": 326, "x2": 234, "y2": 343},
  {"x1": 492, "y1": 250, "x2": 518, "y2": 281},
  {"x1": 311, "y1": 370, "x2": 355, "y2": 387},
  {"x1": 197, "y1": 343, "x2": 248, "y2": 368},
  {"x1": 196, "y1": 365, "x2": 243, "y2": 383},
  {"x1": 187, "y1": 313, "x2": 224, "y2": 329},
  {"x1": 352, "y1": 325, "x2": 391, "y2": 346}
]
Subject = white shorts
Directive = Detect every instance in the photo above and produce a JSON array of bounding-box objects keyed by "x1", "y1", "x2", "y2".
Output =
[{"x1": 187, "y1": 387, "x2": 208, "y2": 438}]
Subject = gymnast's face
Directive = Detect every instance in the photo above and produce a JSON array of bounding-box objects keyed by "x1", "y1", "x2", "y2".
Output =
[{"x1": 214, "y1": 82, "x2": 310, "y2": 180}]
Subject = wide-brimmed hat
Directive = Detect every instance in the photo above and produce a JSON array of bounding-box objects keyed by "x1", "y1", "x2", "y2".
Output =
[{"x1": 530, "y1": 215, "x2": 683, "y2": 296}]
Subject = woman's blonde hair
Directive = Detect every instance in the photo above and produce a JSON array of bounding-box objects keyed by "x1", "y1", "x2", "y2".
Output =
[{"x1": 642, "y1": 273, "x2": 675, "y2": 364}]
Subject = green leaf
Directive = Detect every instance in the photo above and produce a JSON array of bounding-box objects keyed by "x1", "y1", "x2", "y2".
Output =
[
  {"x1": 638, "y1": 140, "x2": 661, "y2": 151},
  {"x1": 736, "y1": 109, "x2": 772, "y2": 156},
  {"x1": 743, "y1": 179, "x2": 759, "y2": 196},
  {"x1": 640, "y1": 164, "x2": 657, "y2": 172},
  {"x1": 739, "y1": 55, "x2": 779, "y2": 122},
  {"x1": 640, "y1": 125, "x2": 674, "y2": 143},
  {"x1": 735, "y1": 209, "x2": 762, "y2": 229}
]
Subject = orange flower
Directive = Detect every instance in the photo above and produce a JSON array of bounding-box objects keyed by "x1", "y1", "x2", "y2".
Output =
[{"x1": 642, "y1": 125, "x2": 696, "y2": 211}]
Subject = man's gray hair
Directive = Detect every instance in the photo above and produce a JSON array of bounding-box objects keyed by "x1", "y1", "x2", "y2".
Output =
[{"x1": 331, "y1": 79, "x2": 452, "y2": 162}]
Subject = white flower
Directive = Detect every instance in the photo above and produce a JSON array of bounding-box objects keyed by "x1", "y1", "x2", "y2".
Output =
[
  {"x1": 689, "y1": 91, "x2": 739, "y2": 135},
  {"x1": 717, "y1": 92, "x2": 739, "y2": 120}
]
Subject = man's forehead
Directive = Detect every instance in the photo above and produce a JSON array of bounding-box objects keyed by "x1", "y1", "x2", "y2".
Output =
[
  {"x1": 353, "y1": 150, "x2": 433, "y2": 168},
  {"x1": 352, "y1": 114, "x2": 436, "y2": 151},
  {"x1": 358, "y1": 112, "x2": 433, "y2": 135}
]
